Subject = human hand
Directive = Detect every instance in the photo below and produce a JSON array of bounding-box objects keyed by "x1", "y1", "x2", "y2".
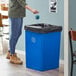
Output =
[{"x1": 32, "y1": 9, "x2": 39, "y2": 14}]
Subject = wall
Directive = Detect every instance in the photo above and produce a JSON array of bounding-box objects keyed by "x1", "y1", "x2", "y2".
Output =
[{"x1": 16, "y1": 0, "x2": 64, "y2": 60}]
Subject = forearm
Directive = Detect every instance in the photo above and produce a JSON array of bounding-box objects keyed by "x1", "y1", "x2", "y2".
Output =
[{"x1": 25, "y1": 5, "x2": 34, "y2": 12}]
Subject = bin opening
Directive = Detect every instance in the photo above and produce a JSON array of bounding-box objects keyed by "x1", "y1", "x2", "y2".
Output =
[
  {"x1": 25, "y1": 23, "x2": 50, "y2": 28},
  {"x1": 24, "y1": 23, "x2": 62, "y2": 33}
]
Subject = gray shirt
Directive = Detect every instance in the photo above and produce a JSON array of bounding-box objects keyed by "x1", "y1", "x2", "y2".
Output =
[{"x1": 8, "y1": 0, "x2": 27, "y2": 18}]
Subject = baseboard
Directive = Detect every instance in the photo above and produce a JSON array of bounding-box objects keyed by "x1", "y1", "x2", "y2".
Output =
[
  {"x1": 16, "y1": 49, "x2": 64, "y2": 65},
  {"x1": 16, "y1": 49, "x2": 25, "y2": 55}
]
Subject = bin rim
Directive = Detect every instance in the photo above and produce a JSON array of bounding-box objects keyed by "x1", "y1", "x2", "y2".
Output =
[{"x1": 24, "y1": 23, "x2": 62, "y2": 33}]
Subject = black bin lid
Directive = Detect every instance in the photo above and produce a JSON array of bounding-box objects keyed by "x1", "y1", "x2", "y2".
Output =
[{"x1": 24, "y1": 23, "x2": 62, "y2": 33}]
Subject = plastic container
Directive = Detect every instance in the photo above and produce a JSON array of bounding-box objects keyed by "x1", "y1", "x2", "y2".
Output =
[{"x1": 24, "y1": 23, "x2": 62, "y2": 71}]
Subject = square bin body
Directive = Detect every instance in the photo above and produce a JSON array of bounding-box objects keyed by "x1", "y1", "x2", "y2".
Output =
[{"x1": 25, "y1": 30, "x2": 61, "y2": 71}]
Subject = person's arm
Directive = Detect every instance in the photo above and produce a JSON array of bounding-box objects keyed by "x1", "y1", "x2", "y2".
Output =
[
  {"x1": 25, "y1": 5, "x2": 39, "y2": 14},
  {"x1": 16, "y1": 0, "x2": 39, "y2": 14}
]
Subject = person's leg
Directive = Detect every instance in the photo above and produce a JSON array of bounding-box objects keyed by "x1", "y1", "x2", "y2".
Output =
[
  {"x1": 9, "y1": 18, "x2": 23, "y2": 54},
  {"x1": 6, "y1": 18, "x2": 23, "y2": 64}
]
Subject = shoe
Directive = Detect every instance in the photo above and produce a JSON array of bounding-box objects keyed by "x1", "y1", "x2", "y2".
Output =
[
  {"x1": 10, "y1": 54, "x2": 23, "y2": 65},
  {"x1": 6, "y1": 51, "x2": 10, "y2": 59},
  {"x1": 6, "y1": 51, "x2": 20, "y2": 60}
]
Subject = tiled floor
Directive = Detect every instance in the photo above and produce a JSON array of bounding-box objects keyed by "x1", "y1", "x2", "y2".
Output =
[{"x1": 0, "y1": 54, "x2": 64, "y2": 76}]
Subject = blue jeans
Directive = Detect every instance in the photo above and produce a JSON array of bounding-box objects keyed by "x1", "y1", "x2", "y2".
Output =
[{"x1": 9, "y1": 18, "x2": 23, "y2": 54}]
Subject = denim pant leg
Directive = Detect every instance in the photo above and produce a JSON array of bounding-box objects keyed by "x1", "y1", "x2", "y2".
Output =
[{"x1": 9, "y1": 18, "x2": 23, "y2": 54}]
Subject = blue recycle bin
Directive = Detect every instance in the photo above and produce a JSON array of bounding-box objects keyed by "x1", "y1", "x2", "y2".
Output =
[{"x1": 24, "y1": 23, "x2": 62, "y2": 71}]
